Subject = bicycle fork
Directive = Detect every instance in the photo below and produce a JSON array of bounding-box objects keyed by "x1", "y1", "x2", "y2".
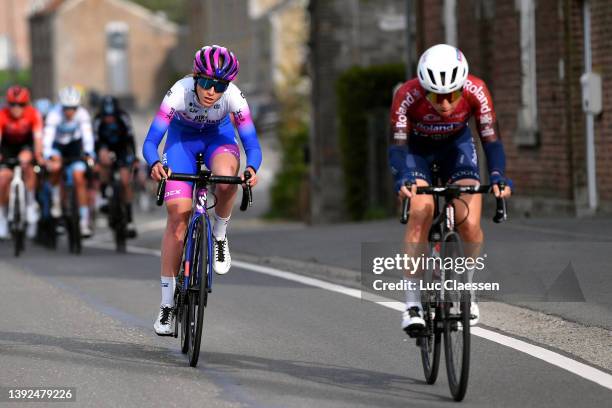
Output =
[{"x1": 8, "y1": 167, "x2": 26, "y2": 228}]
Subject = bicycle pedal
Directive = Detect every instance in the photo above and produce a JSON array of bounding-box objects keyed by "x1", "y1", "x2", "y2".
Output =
[{"x1": 154, "y1": 331, "x2": 174, "y2": 337}]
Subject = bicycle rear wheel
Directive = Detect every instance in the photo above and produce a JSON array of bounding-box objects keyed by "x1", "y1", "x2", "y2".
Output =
[
  {"x1": 110, "y1": 181, "x2": 127, "y2": 253},
  {"x1": 187, "y1": 217, "x2": 209, "y2": 367},
  {"x1": 442, "y1": 232, "x2": 470, "y2": 401}
]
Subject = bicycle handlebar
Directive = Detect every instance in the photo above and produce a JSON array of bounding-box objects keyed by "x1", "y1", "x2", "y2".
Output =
[
  {"x1": 155, "y1": 167, "x2": 253, "y2": 211},
  {"x1": 400, "y1": 181, "x2": 507, "y2": 224}
]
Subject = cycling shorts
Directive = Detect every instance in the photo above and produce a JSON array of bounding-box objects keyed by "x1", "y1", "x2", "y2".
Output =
[
  {"x1": 0, "y1": 143, "x2": 33, "y2": 166},
  {"x1": 162, "y1": 120, "x2": 240, "y2": 202},
  {"x1": 406, "y1": 126, "x2": 480, "y2": 185}
]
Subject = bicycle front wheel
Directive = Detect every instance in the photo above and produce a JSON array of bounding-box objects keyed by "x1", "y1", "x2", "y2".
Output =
[
  {"x1": 419, "y1": 255, "x2": 442, "y2": 384},
  {"x1": 187, "y1": 217, "x2": 209, "y2": 367},
  {"x1": 441, "y1": 232, "x2": 470, "y2": 401}
]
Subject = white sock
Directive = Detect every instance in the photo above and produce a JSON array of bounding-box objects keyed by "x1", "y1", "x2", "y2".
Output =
[
  {"x1": 467, "y1": 267, "x2": 476, "y2": 301},
  {"x1": 405, "y1": 278, "x2": 421, "y2": 310},
  {"x1": 79, "y1": 206, "x2": 89, "y2": 223},
  {"x1": 213, "y1": 212, "x2": 230, "y2": 240},
  {"x1": 52, "y1": 186, "x2": 60, "y2": 205},
  {"x1": 26, "y1": 190, "x2": 35, "y2": 205},
  {"x1": 160, "y1": 276, "x2": 175, "y2": 307}
]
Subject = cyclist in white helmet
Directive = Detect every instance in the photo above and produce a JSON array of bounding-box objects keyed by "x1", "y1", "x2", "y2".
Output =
[
  {"x1": 43, "y1": 86, "x2": 96, "y2": 237},
  {"x1": 389, "y1": 44, "x2": 512, "y2": 333}
]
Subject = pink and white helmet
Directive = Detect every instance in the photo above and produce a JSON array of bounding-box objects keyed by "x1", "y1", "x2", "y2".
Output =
[
  {"x1": 417, "y1": 44, "x2": 469, "y2": 94},
  {"x1": 193, "y1": 45, "x2": 240, "y2": 82}
]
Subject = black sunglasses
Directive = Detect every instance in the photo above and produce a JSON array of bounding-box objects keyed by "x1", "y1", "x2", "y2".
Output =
[
  {"x1": 196, "y1": 76, "x2": 229, "y2": 93},
  {"x1": 9, "y1": 102, "x2": 27, "y2": 107}
]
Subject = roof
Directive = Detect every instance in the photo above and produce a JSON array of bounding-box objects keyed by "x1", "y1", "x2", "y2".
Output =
[{"x1": 29, "y1": 0, "x2": 178, "y2": 33}]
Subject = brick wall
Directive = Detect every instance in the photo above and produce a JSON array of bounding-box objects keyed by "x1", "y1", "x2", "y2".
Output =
[{"x1": 415, "y1": 0, "x2": 612, "y2": 214}]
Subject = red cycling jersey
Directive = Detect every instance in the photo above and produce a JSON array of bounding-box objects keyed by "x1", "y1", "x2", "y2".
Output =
[
  {"x1": 0, "y1": 105, "x2": 43, "y2": 146},
  {"x1": 390, "y1": 74, "x2": 498, "y2": 144}
]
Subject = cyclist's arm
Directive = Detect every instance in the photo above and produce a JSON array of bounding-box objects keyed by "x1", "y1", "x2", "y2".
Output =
[
  {"x1": 119, "y1": 111, "x2": 137, "y2": 156},
  {"x1": 32, "y1": 110, "x2": 44, "y2": 162},
  {"x1": 143, "y1": 83, "x2": 184, "y2": 167},
  {"x1": 229, "y1": 89, "x2": 262, "y2": 172},
  {"x1": 467, "y1": 80, "x2": 508, "y2": 185},
  {"x1": 42, "y1": 111, "x2": 59, "y2": 159},
  {"x1": 80, "y1": 110, "x2": 95, "y2": 158},
  {"x1": 388, "y1": 85, "x2": 416, "y2": 191}
]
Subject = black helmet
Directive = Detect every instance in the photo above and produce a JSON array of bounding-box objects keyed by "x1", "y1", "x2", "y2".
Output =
[{"x1": 100, "y1": 95, "x2": 120, "y2": 116}]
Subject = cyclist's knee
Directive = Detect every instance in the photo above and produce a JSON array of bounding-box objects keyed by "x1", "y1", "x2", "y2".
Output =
[
  {"x1": 72, "y1": 170, "x2": 86, "y2": 183},
  {"x1": 18, "y1": 149, "x2": 33, "y2": 165},
  {"x1": 215, "y1": 183, "x2": 237, "y2": 197},
  {"x1": 457, "y1": 218, "x2": 483, "y2": 243}
]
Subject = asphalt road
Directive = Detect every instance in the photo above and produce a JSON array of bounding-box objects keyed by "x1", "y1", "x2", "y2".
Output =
[{"x1": 1, "y1": 228, "x2": 611, "y2": 407}]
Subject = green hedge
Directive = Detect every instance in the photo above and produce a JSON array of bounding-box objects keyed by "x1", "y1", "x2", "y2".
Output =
[
  {"x1": 267, "y1": 82, "x2": 310, "y2": 220},
  {"x1": 336, "y1": 64, "x2": 405, "y2": 220},
  {"x1": 0, "y1": 69, "x2": 31, "y2": 93}
]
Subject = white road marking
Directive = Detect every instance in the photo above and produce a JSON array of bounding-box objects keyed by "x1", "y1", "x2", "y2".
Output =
[{"x1": 85, "y1": 241, "x2": 612, "y2": 391}]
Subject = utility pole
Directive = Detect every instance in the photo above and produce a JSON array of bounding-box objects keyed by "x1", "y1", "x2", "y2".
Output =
[{"x1": 405, "y1": 0, "x2": 413, "y2": 79}]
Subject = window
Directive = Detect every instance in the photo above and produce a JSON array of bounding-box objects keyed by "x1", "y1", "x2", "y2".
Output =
[{"x1": 515, "y1": 0, "x2": 539, "y2": 146}]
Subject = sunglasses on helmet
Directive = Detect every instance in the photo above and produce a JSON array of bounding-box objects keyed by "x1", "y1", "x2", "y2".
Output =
[
  {"x1": 426, "y1": 89, "x2": 463, "y2": 105},
  {"x1": 196, "y1": 76, "x2": 229, "y2": 93}
]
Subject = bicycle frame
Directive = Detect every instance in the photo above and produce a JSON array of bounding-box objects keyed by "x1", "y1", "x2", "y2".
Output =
[{"x1": 181, "y1": 186, "x2": 214, "y2": 294}]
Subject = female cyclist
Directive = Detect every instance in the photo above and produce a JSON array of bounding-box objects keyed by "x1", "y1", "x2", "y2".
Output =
[{"x1": 143, "y1": 45, "x2": 262, "y2": 335}]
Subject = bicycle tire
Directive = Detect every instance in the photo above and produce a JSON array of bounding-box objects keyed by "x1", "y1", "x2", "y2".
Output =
[
  {"x1": 12, "y1": 189, "x2": 23, "y2": 257},
  {"x1": 419, "y1": 265, "x2": 442, "y2": 384},
  {"x1": 187, "y1": 216, "x2": 209, "y2": 367},
  {"x1": 441, "y1": 232, "x2": 470, "y2": 401},
  {"x1": 111, "y1": 181, "x2": 127, "y2": 253},
  {"x1": 69, "y1": 187, "x2": 82, "y2": 254}
]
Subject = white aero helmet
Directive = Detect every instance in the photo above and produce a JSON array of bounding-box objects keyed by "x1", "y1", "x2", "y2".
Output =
[
  {"x1": 417, "y1": 44, "x2": 469, "y2": 94},
  {"x1": 58, "y1": 86, "x2": 82, "y2": 107}
]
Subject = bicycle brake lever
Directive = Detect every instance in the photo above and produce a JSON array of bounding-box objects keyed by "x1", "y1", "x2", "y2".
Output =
[
  {"x1": 400, "y1": 181, "x2": 412, "y2": 224},
  {"x1": 493, "y1": 181, "x2": 507, "y2": 223}
]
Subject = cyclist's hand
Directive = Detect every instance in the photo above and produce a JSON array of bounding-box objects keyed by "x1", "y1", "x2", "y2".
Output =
[
  {"x1": 493, "y1": 183, "x2": 512, "y2": 199},
  {"x1": 85, "y1": 155, "x2": 95, "y2": 168},
  {"x1": 151, "y1": 162, "x2": 169, "y2": 181},
  {"x1": 243, "y1": 167, "x2": 258, "y2": 188},
  {"x1": 398, "y1": 183, "x2": 417, "y2": 200}
]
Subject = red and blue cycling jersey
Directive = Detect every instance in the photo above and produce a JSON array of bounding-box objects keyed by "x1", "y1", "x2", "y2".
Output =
[{"x1": 389, "y1": 74, "x2": 508, "y2": 189}]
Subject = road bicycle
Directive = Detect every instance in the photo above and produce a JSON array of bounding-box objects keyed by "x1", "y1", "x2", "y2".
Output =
[
  {"x1": 155, "y1": 153, "x2": 252, "y2": 367},
  {"x1": 104, "y1": 158, "x2": 137, "y2": 253},
  {"x1": 4, "y1": 158, "x2": 27, "y2": 256},
  {"x1": 400, "y1": 164, "x2": 507, "y2": 401}
]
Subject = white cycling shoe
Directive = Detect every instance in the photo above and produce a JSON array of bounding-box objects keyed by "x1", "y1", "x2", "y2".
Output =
[
  {"x1": 451, "y1": 301, "x2": 480, "y2": 327},
  {"x1": 154, "y1": 305, "x2": 175, "y2": 336},
  {"x1": 213, "y1": 237, "x2": 231, "y2": 275},
  {"x1": 402, "y1": 306, "x2": 426, "y2": 335},
  {"x1": 80, "y1": 219, "x2": 92, "y2": 238},
  {"x1": 470, "y1": 302, "x2": 480, "y2": 326}
]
